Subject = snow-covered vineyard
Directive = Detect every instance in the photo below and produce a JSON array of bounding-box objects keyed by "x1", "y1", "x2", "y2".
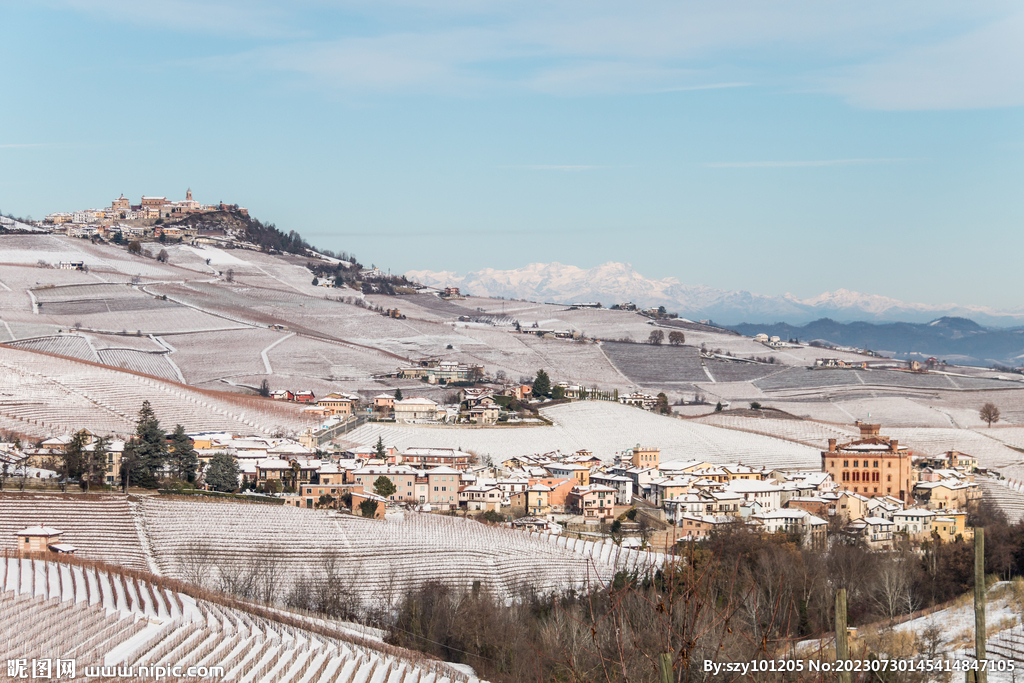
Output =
[
  {"x1": 0, "y1": 345, "x2": 312, "y2": 438},
  {"x1": 978, "y1": 478, "x2": 1024, "y2": 524},
  {"x1": 342, "y1": 402, "x2": 822, "y2": 469},
  {"x1": 0, "y1": 557, "x2": 479, "y2": 682},
  {"x1": 141, "y1": 498, "x2": 659, "y2": 603},
  {"x1": 0, "y1": 495, "x2": 148, "y2": 571},
  {"x1": 0, "y1": 496, "x2": 664, "y2": 609}
]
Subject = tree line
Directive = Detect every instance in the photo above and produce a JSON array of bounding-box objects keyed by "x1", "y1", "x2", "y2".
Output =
[
  {"x1": 383, "y1": 503, "x2": 1024, "y2": 683},
  {"x1": 42, "y1": 401, "x2": 239, "y2": 493}
]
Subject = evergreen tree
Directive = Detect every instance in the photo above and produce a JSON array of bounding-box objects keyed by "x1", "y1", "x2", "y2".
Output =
[
  {"x1": 373, "y1": 475, "x2": 397, "y2": 498},
  {"x1": 206, "y1": 452, "x2": 239, "y2": 492},
  {"x1": 375, "y1": 436, "x2": 387, "y2": 461},
  {"x1": 87, "y1": 435, "x2": 109, "y2": 492},
  {"x1": 359, "y1": 498, "x2": 380, "y2": 518},
  {"x1": 169, "y1": 424, "x2": 199, "y2": 483},
  {"x1": 60, "y1": 430, "x2": 89, "y2": 492},
  {"x1": 394, "y1": 388, "x2": 403, "y2": 401},
  {"x1": 532, "y1": 369, "x2": 551, "y2": 397},
  {"x1": 125, "y1": 400, "x2": 167, "y2": 489}
]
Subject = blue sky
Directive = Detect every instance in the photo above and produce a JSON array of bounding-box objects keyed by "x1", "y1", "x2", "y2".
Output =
[{"x1": 1, "y1": 1, "x2": 1022, "y2": 308}]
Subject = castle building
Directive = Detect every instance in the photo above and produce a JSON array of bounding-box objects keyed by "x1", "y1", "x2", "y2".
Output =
[{"x1": 821, "y1": 423, "x2": 913, "y2": 503}]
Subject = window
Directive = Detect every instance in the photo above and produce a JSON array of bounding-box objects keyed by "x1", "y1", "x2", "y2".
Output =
[
  {"x1": 873, "y1": 461, "x2": 879, "y2": 468},
  {"x1": 853, "y1": 461, "x2": 859, "y2": 468},
  {"x1": 843, "y1": 460, "x2": 849, "y2": 467}
]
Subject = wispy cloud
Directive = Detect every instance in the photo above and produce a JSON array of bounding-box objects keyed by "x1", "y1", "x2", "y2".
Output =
[
  {"x1": 504, "y1": 165, "x2": 612, "y2": 171},
  {"x1": 706, "y1": 158, "x2": 911, "y2": 168},
  {"x1": 824, "y1": 11, "x2": 1024, "y2": 110},
  {"x1": 655, "y1": 82, "x2": 751, "y2": 93},
  {"x1": 52, "y1": 1, "x2": 1024, "y2": 108}
]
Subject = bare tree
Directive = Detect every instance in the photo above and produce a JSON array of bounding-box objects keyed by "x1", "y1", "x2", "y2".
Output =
[
  {"x1": 156, "y1": 248, "x2": 169, "y2": 263},
  {"x1": 668, "y1": 330, "x2": 685, "y2": 346},
  {"x1": 178, "y1": 541, "x2": 214, "y2": 588},
  {"x1": 980, "y1": 402, "x2": 1000, "y2": 427},
  {"x1": 647, "y1": 329, "x2": 664, "y2": 345},
  {"x1": 871, "y1": 558, "x2": 916, "y2": 624}
]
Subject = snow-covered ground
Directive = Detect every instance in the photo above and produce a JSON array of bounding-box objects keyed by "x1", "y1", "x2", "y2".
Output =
[{"x1": 343, "y1": 400, "x2": 821, "y2": 468}]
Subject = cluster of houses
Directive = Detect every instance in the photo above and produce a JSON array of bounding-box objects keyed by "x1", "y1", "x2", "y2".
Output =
[
  {"x1": 230, "y1": 422, "x2": 981, "y2": 551},
  {"x1": 3, "y1": 420, "x2": 983, "y2": 551}
]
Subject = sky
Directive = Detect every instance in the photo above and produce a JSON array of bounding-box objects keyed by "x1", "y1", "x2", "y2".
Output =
[{"x1": 1, "y1": 1, "x2": 1022, "y2": 308}]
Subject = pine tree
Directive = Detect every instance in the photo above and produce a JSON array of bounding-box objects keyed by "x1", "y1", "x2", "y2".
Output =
[
  {"x1": 206, "y1": 452, "x2": 239, "y2": 492},
  {"x1": 394, "y1": 388, "x2": 403, "y2": 401},
  {"x1": 60, "y1": 430, "x2": 89, "y2": 492},
  {"x1": 532, "y1": 369, "x2": 551, "y2": 397},
  {"x1": 373, "y1": 475, "x2": 397, "y2": 498},
  {"x1": 87, "y1": 435, "x2": 109, "y2": 492},
  {"x1": 125, "y1": 400, "x2": 167, "y2": 489},
  {"x1": 375, "y1": 436, "x2": 387, "y2": 461},
  {"x1": 169, "y1": 424, "x2": 199, "y2": 483}
]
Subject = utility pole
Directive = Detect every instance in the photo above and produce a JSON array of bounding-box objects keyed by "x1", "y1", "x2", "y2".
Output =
[{"x1": 835, "y1": 588, "x2": 850, "y2": 683}]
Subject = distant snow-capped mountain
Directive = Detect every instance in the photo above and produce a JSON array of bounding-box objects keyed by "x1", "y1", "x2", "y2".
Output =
[{"x1": 406, "y1": 262, "x2": 1024, "y2": 326}]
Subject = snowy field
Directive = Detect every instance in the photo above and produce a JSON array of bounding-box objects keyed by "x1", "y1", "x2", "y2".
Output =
[
  {"x1": 691, "y1": 414, "x2": 858, "y2": 449},
  {"x1": 343, "y1": 401, "x2": 821, "y2": 469}
]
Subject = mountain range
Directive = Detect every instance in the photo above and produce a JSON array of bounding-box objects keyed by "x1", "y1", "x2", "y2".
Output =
[
  {"x1": 732, "y1": 317, "x2": 1024, "y2": 367},
  {"x1": 406, "y1": 262, "x2": 1024, "y2": 327}
]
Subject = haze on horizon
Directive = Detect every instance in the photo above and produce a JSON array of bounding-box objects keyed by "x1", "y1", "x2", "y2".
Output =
[{"x1": 1, "y1": 1, "x2": 1021, "y2": 310}]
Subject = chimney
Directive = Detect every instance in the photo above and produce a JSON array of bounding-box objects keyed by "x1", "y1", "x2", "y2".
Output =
[
  {"x1": 890, "y1": 439, "x2": 899, "y2": 453},
  {"x1": 828, "y1": 439, "x2": 837, "y2": 453}
]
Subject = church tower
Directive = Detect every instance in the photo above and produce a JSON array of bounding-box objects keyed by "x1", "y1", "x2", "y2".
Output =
[{"x1": 186, "y1": 188, "x2": 193, "y2": 202}]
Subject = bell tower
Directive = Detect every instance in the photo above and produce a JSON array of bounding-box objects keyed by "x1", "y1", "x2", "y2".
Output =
[{"x1": 186, "y1": 188, "x2": 193, "y2": 202}]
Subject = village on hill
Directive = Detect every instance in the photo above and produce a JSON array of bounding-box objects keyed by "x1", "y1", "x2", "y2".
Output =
[{"x1": 3, "y1": 196, "x2": 1024, "y2": 676}]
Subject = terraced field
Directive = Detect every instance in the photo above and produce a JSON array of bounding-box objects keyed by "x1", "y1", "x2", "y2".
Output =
[
  {"x1": 96, "y1": 348, "x2": 181, "y2": 382},
  {"x1": 600, "y1": 341, "x2": 710, "y2": 384},
  {"x1": 0, "y1": 345, "x2": 312, "y2": 437},
  {"x1": 1, "y1": 557, "x2": 479, "y2": 683},
  {"x1": 7, "y1": 334, "x2": 99, "y2": 362}
]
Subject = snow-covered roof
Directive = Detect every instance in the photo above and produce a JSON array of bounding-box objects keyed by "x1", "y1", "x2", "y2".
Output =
[
  {"x1": 425, "y1": 466, "x2": 462, "y2": 475},
  {"x1": 17, "y1": 526, "x2": 62, "y2": 537},
  {"x1": 725, "y1": 479, "x2": 782, "y2": 493},
  {"x1": 48, "y1": 543, "x2": 77, "y2": 553}
]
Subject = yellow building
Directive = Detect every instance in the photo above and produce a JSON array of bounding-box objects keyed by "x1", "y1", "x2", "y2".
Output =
[
  {"x1": 932, "y1": 512, "x2": 972, "y2": 542},
  {"x1": 630, "y1": 446, "x2": 660, "y2": 469}
]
